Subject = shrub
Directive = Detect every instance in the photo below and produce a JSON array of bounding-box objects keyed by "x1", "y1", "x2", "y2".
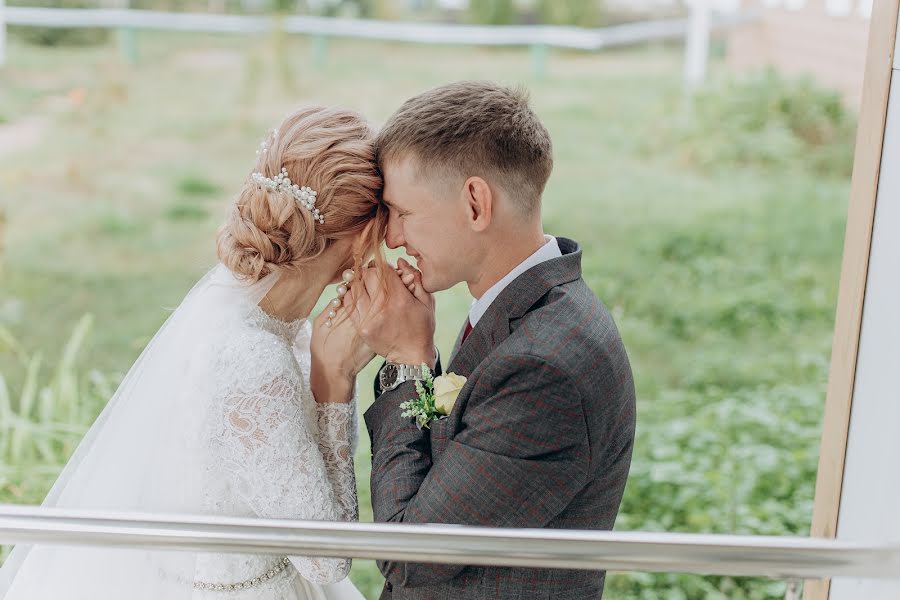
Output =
[
  {"x1": 663, "y1": 70, "x2": 856, "y2": 177},
  {"x1": 9, "y1": 0, "x2": 110, "y2": 47}
]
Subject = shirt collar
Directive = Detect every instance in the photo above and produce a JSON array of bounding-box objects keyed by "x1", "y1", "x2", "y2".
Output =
[{"x1": 468, "y1": 235, "x2": 562, "y2": 327}]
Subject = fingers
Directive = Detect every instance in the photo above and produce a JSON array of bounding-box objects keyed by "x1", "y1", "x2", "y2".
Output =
[
  {"x1": 397, "y1": 258, "x2": 430, "y2": 305},
  {"x1": 344, "y1": 283, "x2": 369, "y2": 327},
  {"x1": 343, "y1": 287, "x2": 358, "y2": 323},
  {"x1": 410, "y1": 273, "x2": 431, "y2": 305},
  {"x1": 313, "y1": 303, "x2": 330, "y2": 330},
  {"x1": 314, "y1": 289, "x2": 340, "y2": 325},
  {"x1": 400, "y1": 271, "x2": 416, "y2": 293},
  {"x1": 400, "y1": 278, "x2": 417, "y2": 296},
  {"x1": 352, "y1": 259, "x2": 428, "y2": 324},
  {"x1": 394, "y1": 258, "x2": 415, "y2": 292},
  {"x1": 362, "y1": 265, "x2": 390, "y2": 302},
  {"x1": 397, "y1": 257, "x2": 417, "y2": 277}
]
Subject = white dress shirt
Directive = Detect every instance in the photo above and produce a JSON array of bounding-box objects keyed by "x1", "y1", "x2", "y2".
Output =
[{"x1": 468, "y1": 235, "x2": 562, "y2": 328}]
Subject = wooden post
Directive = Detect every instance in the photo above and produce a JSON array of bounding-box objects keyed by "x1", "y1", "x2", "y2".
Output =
[
  {"x1": 804, "y1": 0, "x2": 900, "y2": 598},
  {"x1": 684, "y1": 0, "x2": 711, "y2": 89}
]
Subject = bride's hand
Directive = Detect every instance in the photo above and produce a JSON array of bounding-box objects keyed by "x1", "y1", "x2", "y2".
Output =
[
  {"x1": 395, "y1": 257, "x2": 432, "y2": 309},
  {"x1": 310, "y1": 291, "x2": 375, "y2": 403}
]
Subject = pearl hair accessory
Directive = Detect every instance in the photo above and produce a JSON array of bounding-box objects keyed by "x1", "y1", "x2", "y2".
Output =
[
  {"x1": 326, "y1": 269, "x2": 355, "y2": 328},
  {"x1": 255, "y1": 128, "x2": 275, "y2": 156},
  {"x1": 250, "y1": 168, "x2": 324, "y2": 225}
]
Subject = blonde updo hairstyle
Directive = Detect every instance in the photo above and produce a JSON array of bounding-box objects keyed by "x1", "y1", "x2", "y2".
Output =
[{"x1": 217, "y1": 106, "x2": 386, "y2": 282}]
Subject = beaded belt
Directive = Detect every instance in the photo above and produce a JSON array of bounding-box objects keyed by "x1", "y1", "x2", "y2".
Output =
[{"x1": 193, "y1": 556, "x2": 291, "y2": 593}]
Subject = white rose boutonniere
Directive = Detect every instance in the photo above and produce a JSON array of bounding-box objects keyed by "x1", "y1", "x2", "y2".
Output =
[
  {"x1": 433, "y1": 372, "x2": 467, "y2": 416},
  {"x1": 399, "y1": 365, "x2": 467, "y2": 429}
]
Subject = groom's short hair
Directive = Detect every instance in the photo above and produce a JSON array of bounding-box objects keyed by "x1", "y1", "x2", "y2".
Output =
[{"x1": 375, "y1": 81, "x2": 553, "y2": 217}]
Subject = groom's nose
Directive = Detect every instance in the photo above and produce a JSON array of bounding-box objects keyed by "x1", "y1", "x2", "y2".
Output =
[{"x1": 385, "y1": 217, "x2": 405, "y2": 250}]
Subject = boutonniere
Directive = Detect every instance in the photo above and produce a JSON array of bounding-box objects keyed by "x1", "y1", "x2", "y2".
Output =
[{"x1": 399, "y1": 365, "x2": 467, "y2": 429}]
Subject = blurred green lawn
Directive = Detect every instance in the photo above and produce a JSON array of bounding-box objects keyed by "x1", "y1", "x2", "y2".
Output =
[{"x1": 0, "y1": 31, "x2": 849, "y2": 599}]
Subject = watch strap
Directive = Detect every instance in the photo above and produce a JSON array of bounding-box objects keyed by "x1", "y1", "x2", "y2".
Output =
[{"x1": 396, "y1": 363, "x2": 425, "y2": 383}]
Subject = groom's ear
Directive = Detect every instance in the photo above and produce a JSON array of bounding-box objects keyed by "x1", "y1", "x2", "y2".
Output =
[{"x1": 463, "y1": 176, "x2": 492, "y2": 232}]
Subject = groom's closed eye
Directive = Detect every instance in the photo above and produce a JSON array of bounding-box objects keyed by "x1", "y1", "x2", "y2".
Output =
[{"x1": 383, "y1": 198, "x2": 408, "y2": 215}]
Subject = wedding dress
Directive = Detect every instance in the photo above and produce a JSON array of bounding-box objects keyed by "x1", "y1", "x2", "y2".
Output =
[{"x1": 0, "y1": 264, "x2": 366, "y2": 600}]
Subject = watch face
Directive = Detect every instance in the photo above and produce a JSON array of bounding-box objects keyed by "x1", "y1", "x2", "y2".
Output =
[{"x1": 380, "y1": 364, "x2": 399, "y2": 390}]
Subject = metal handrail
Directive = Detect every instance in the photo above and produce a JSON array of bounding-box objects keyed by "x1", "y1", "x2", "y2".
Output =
[{"x1": 1, "y1": 505, "x2": 899, "y2": 580}]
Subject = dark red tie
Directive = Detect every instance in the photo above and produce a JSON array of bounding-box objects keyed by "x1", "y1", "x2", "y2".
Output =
[{"x1": 461, "y1": 318, "x2": 473, "y2": 344}]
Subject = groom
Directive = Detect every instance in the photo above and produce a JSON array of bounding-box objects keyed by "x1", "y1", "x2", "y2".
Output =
[{"x1": 345, "y1": 81, "x2": 635, "y2": 599}]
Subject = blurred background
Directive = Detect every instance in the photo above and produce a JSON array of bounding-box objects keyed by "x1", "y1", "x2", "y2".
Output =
[{"x1": 0, "y1": 0, "x2": 870, "y2": 597}]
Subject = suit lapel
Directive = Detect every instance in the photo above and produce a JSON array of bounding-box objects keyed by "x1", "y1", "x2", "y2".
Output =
[
  {"x1": 447, "y1": 237, "x2": 583, "y2": 377},
  {"x1": 448, "y1": 306, "x2": 509, "y2": 377},
  {"x1": 449, "y1": 319, "x2": 467, "y2": 364}
]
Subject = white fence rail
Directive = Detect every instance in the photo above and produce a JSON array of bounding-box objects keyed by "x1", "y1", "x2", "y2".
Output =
[
  {"x1": 1, "y1": 7, "x2": 754, "y2": 49},
  {"x1": 0, "y1": 6, "x2": 758, "y2": 77},
  {"x1": 1, "y1": 505, "x2": 899, "y2": 580}
]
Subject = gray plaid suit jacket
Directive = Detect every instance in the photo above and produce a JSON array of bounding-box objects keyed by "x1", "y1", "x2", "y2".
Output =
[{"x1": 364, "y1": 237, "x2": 636, "y2": 600}]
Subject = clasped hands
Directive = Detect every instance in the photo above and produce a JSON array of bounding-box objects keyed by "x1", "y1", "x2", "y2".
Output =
[{"x1": 310, "y1": 258, "x2": 436, "y2": 404}]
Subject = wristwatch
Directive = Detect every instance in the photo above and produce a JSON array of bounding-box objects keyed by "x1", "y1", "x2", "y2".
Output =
[{"x1": 378, "y1": 362, "x2": 428, "y2": 393}]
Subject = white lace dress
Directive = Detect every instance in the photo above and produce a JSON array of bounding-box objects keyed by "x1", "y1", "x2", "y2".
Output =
[{"x1": 193, "y1": 306, "x2": 363, "y2": 600}]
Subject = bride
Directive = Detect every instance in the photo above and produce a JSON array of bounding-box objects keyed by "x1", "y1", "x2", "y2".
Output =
[{"x1": 0, "y1": 106, "x2": 385, "y2": 599}]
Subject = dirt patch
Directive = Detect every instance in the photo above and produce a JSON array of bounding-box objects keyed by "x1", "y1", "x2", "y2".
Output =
[
  {"x1": 174, "y1": 49, "x2": 244, "y2": 71},
  {"x1": 0, "y1": 116, "x2": 49, "y2": 159}
]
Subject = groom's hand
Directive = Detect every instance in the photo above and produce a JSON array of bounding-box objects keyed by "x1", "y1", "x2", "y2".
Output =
[{"x1": 344, "y1": 259, "x2": 436, "y2": 368}]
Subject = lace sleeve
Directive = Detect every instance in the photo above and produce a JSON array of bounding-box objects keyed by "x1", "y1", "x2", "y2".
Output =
[
  {"x1": 211, "y1": 330, "x2": 352, "y2": 584},
  {"x1": 316, "y1": 398, "x2": 358, "y2": 524}
]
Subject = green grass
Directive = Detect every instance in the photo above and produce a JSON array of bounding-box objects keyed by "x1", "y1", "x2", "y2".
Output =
[
  {"x1": 0, "y1": 31, "x2": 852, "y2": 599},
  {"x1": 165, "y1": 200, "x2": 211, "y2": 221},
  {"x1": 175, "y1": 173, "x2": 223, "y2": 198}
]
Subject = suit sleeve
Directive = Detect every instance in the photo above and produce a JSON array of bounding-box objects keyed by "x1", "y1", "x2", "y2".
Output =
[{"x1": 363, "y1": 353, "x2": 589, "y2": 589}]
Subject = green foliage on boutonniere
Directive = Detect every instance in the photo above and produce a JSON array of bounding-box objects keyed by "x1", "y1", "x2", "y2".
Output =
[
  {"x1": 399, "y1": 366, "x2": 467, "y2": 429},
  {"x1": 399, "y1": 365, "x2": 439, "y2": 429}
]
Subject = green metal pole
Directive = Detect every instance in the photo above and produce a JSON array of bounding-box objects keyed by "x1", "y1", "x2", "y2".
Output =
[
  {"x1": 530, "y1": 43, "x2": 547, "y2": 79},
  {"x1": 313, "y1": 34, "x2": 328, "y2": 70},
  {"x1": 118, "y1": 28, "x2": 138, "y2": 66}
]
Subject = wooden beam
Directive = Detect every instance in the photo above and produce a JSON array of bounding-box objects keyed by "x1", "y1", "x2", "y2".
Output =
[{"x1": 804, "y1": 0, "x2": 900, "y2": 598}]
